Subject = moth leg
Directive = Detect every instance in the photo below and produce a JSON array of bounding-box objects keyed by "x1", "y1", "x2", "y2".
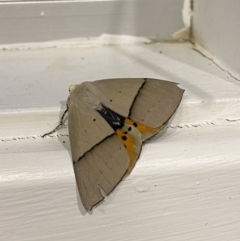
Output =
[{"x1": 42, "y1": 107, "x2": 68, "y2": 137}]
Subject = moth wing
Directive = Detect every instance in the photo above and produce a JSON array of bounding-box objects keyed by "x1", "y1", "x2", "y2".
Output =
[
  {"x1": 68, "y1": 84, "x2": 129, "y2": 211},
  {"x1": 68, "y1": 104, "x2": 114, "y2": 162},
  {"x1": 93, "y1": 78, "x2": 145, "y2": 117},
  {"x1": 130, "y1": 78, "x2": 184, "y2": 128},
  {"x1": 74, "y1": 135, "x2": 129, "y2": 211},
  {"x1": 68, "y1": 82, "x2": 116, "y2": 161}
]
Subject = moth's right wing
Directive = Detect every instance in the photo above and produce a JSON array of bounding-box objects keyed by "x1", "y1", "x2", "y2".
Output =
[
  {"x1": 93, "y1": 78, "x2": 144, "y2": 117},
  {"x1": 130, "y1": 78, "x2": 184, "y2": 128}
]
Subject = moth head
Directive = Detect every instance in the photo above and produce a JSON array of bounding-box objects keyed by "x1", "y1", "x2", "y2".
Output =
[
  {"x1": 67, "y1": 84, "x2": 78, "y2": 108},
  {"x1": 69, "y1": 85, "x2": 78, "y2": 94},
  {"x1": 67, "y1": 82, "x2": 102, "y2": 111}
]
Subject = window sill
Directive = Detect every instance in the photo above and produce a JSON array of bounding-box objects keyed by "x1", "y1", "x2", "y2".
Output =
[{"x1": 1, "y1": 41, "x2": 240, "y2": 241}]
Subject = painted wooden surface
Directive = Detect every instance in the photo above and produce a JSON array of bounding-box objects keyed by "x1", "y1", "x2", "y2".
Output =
[
  {"x1": 1, "y1": 42, "x2": 240, "y2": 240},
  {"x1": 0, "y1": 0, "x2": 184, "y2": 44},
  {"x1": 193, "y1": 0, "x2": 240, "y2": 80}
]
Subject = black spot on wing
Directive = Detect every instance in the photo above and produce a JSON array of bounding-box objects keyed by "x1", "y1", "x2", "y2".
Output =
[{"x1": 133, "y1": 123, "x2": 138, "y2": 127}]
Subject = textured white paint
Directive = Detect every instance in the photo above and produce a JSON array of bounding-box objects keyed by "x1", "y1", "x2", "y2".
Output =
[
  {"x1": 0, "y1": 34, "x2": 152, "y2": 51},
  {"x1": 193, "y1": 0, "x2": 240, "y2": 80},
  {"x1": 1, "y1": 42, "x2": 240, "y2": 240},
  {"x1": 0, "y1": 0, "x2": 184, "y2": 44}
]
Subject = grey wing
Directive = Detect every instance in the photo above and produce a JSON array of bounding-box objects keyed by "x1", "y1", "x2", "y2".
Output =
[
  {"x1": 130, "y1": 78, "x2": 184, "y2": 128},
  {"x1": 93, "y1": 78, "x2": 145, "y2": 117},
  {"x1": 68, "y1": 103, "x2": 114, "y2": 162},
  {"x1": 68, "y1": 88, "x2": 129, "y2": 211},
  {"x1": 74, "y1": 134, "x2": 129, "y2": 211}
]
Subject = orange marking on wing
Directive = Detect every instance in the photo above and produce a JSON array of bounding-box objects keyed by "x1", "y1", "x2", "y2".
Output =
[
  {"x1": 116, "y1": 129, "x2": 139, "y2": 174},
  {"x1": 125, "y1": 118, "x2": 164, "y2": 137},
  {"x1": 116, "y1": 118, "x2": 166, "y2": 175}
]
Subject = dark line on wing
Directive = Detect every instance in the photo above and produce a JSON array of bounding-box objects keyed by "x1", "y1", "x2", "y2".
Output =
[
  {"x1": 73, "y1": 133, "x2": 115, "y2": 164},
  {"x1": 128, "y1": 78, "x2": 147, "y2": 117}
]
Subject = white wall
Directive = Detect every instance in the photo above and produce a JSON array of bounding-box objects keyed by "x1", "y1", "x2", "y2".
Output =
[
  {"x1": 0, "y1": 0, "x2": 184, "y2": 45},
  {"x1": 193, "y1": 0, "x2": 240, "y2": 80}
]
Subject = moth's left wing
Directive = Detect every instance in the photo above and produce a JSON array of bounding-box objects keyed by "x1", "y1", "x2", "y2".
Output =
[
  {"x1": 74, "y1": 134, "x2": 129, "y2": 211},
  {"x1": 68, "y1": 83, "x2": 130, "y2": 211}
]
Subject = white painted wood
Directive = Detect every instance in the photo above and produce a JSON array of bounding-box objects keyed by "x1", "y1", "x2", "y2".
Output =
[
  {"x1": 1, "y1": 42, "x2": 240, "y2": 240},
  {"x1": 193, "y1": 0, "x2": 240, "y2": 80},
  {"x1": 0, "y1": 0, "x2": 184, "y2": 44},
  {"x1": 1, "y1": 124, "x2": 240, "y2": 240}
]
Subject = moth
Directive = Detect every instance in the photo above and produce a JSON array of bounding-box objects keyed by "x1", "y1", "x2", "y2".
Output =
[{"x1": 45, "y1": 78, "x2": 184, "y2": 211}]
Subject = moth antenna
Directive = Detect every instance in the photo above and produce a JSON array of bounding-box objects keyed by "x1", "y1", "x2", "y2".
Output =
[
  {"x1": 59, "y1": 107, "x2": 69, "y2": 125},
  {"x1": 42, "y1": 107, "x2": 69, "y2": 138}
]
